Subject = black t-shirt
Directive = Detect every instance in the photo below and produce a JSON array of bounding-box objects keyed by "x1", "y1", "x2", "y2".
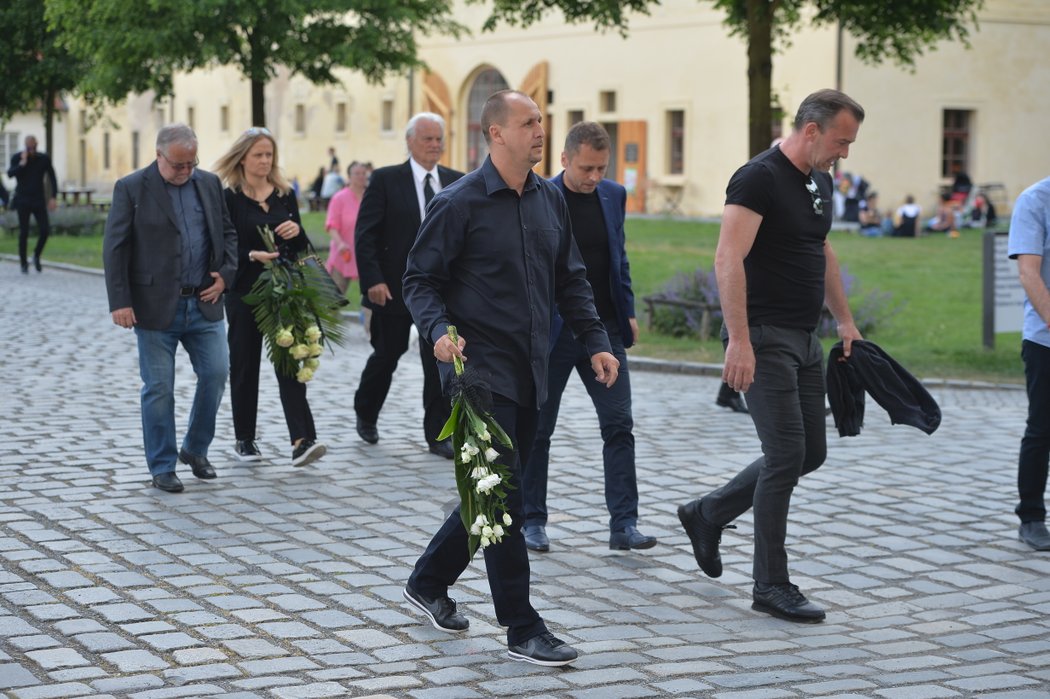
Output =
[
  {"x1": 725, "y1": 146, "x2": 833, "y2": 330},
  {"x1": 563, "y1": 188, "x2": 617, "y2": 325}
]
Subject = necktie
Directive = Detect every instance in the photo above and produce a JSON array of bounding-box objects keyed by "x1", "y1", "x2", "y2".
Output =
[{"x1": 423, "y1": 173, "x2": 435, "y2": 208}]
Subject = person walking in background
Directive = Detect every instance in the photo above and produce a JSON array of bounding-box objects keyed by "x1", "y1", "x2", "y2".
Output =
[
  {"x1": 1007, "y1": 175, "x2": 1050, "y2": 551},
  {"x1": 521, "y1": 121, "x2": 657, "y2": 554},
  {"x1": 678, "y1": 89, "x2": 865, "y2": 623},
  {"x1": 324, "y1": 161, "x2": 369, "y2": 295},
  {"x1": 401, "y1": 89, "x2": 619, "y2": 666},
  {"x1": 103, "y1": 124, "x2": 237, "y2": 493},
  {"x1": 7, "y1": 135, "x2": 57, "y2": 274},
  {"x1": 213, "y1": 126, "x2": 327, "y2": 468},
  {"x1": 353, "y1": 113, "x2": 463, "y2": 458},
  {"x1": 320, "y1": 165, "x2": 344, "y2": 201}
]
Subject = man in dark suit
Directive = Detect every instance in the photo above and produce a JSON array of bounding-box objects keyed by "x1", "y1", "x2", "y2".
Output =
[
  {"x1": 401, "y1": 90, "x2": 619, "y2": 666},
  {"x1": 521, "y1": 122, "x2": 657, "y2": 553},
  {"x1": 353, "y1": 113, "x2": 464, "y2": 458},
  {"x1": 103, "y1": 123, "x2": 238, "y2": 493},
  {"x1": 6, "y1": 135, "x2": 57, "y2": 274}
]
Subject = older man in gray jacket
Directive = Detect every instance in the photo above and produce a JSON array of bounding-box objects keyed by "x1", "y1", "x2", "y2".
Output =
[{"x1": 103, "y1": 123, "x2": 237, "y2": 493}]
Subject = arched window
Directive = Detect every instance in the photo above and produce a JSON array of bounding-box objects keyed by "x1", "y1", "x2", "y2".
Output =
[{"x1": 466, "y1": 69, "x2": 509, "y2": 171}]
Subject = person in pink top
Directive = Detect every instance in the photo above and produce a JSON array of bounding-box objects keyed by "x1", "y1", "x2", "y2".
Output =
[{"x1": 324, "y1": 161, "x2": 370, "y2": 294}]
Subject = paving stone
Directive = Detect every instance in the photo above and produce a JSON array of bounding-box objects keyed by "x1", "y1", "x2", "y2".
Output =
[{"x1": 0, "y1": 662, "x2": 41, "y2": 688}]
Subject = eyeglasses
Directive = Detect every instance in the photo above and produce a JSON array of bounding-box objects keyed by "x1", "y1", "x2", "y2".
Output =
[
  {"x1": 245, "y1": 126, "x2": 272, "y2": 136},
  {"x1": 159, "y1": 152, "x2": 199, "y2": 172},
  {"x1": 806, "y1": 176, "x2": 824, "y2": 216}
]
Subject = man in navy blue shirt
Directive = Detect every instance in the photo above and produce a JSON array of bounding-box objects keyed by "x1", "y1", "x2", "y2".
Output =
[
  {"x1": 401, "y1": 90, "x2": 619, "y2": 667},
  {"x1": 7, "y1": 135, "x2": 57, "y2": 274}
]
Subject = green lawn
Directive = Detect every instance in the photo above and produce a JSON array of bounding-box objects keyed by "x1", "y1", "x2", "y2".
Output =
[{"x1": 1, "y1": 211, "x2": 1022, "y2": 383}]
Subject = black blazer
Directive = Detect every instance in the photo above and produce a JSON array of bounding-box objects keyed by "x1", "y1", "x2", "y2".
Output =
[
  {"x1": 103, "y1": 162, "x2": 238, "y2": 330},
  {"x1": 354, "y1": 160, "x2": 463, "y2": 315}
]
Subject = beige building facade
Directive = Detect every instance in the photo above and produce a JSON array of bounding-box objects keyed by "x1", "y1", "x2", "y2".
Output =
[{"x1": 12, "y1": 0, "x2": 1049, "y2": 218}]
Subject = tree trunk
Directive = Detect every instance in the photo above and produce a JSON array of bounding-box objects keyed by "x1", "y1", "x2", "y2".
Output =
[
  {"x1": 251, "y1": 78, "x2": 265, "y2": 127},
  {"x1": 746, "y1": 0, "x2": 774, "y2": 158},
  {"x1": 44, "y1": 88, "x2": 56, "y2": 159}
]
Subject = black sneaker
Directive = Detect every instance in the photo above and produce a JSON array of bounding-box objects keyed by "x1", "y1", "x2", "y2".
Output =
[
  {"x1": 752, "y1": 582, "x2": 826, "y2": 623},
  {"x1": 508, "y1": 631, "x2": 579, "y2": 666},
  {"x1": 291, "y1": 440, "x2": 326, "y2": 467},
  {"x1": 403, "y1": 586, "x2": 469, "y2": 632},
  {"x1": 233, "y1": 440, "x2": 263, "y2": 462}
]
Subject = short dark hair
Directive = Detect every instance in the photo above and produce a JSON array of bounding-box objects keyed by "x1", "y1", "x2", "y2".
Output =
[
  {"x1": 480, "y1": 89, "x2": 529, "y2": 145},
  {"x1": 564, "y1": 121, "x2": 610, "y2": 156},
  {"x1": 793, "y1": 89, "x2": 865, "y2": 131}
]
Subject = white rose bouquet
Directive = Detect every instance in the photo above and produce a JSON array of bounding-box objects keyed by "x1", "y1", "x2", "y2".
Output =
[
  {"x1": 439, "y1": 325, "x2": 515, "y2": 557},
  {"x1": 242, "y1": 226, "x2": 346, "y2": 382}
]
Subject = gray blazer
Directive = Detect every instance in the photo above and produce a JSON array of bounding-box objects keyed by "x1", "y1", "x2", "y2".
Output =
[{"x1": 103, "y1": 161, "x2": 238, "y2": 331}]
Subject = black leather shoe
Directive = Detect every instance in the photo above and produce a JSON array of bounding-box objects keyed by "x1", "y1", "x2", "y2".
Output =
[
  {"x1": 151, "y1": 472, "x2": 184, "y2": 493},
  {"x1": 609, "y1": 525, "x2": 657, "y2": 550},
  {"x1": 508, "y1": 631, "x2": 578, "y2": 666},
  {"x1": 20, "y1": 262, "x2": 28, "y2": 274},
  {"x1": 428, "y1": 440, "x2": 454, "y2": 459},
  {"x1": 523, "y1": 525, "x2": 549, "y2": 552},
  {"x1": 356, "y1": 417, "x2": 379, "y2": 445},
  {"x1": 403, "y1": 585, "x2": 469, "y2": 632},
  {"x1": 752, "y1": 582, "x2": 826, "y2": 623},
  {"x1": 178, "y1": 449, "x2": 217, "y2": 479},
  {"x1": 233, "y1": 440, "x2": 263, "y2": 462},
  {"x1": 716, "y1": 383, "x2": 748, "y2": 413},
  {"x1": 1019, "y1": 521, "x2": 1050, "y2": 551},
  {"x1": 678, "y1": 498, "x2": 734, "y2": 578},
  {"x1": 33, "y1": 255, "x2": 42, "y2": 272}
]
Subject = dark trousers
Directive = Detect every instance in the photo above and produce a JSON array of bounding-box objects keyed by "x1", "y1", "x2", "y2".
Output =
[
  {"x1": 703, "y1": 326, "x2": 827, "y2": 584},
  {"x1": 353, "y1": 310, "x2": 448, "y2": 445},
  {"x1": 17, "y1": 205, "x2": 50, "y2": 265},
  {"x1": 408, "y1": 395, "x2": 547, "y2": 646},
  {"x1": 1018, "y1": 340, "x2": 1050, "y2": 523},
  {"x1": 523, "y1": 326, "x2": 638, "y2": 531},
  {"x1": 226, "y1": 291, "x2": 316, "y2": 444}
]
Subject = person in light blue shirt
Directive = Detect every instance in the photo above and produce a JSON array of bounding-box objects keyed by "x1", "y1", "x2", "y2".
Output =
[{"x1": 1007, "y1": 176, "x2": 1050, "y2": 551}]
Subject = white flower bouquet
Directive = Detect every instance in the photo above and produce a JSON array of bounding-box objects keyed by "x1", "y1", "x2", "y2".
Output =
[
  {"x1": 439, "y1": 325, "x2": 515, "y2": 557},
  {"x1": 242, "y1": 226, "x2": 346, "y2": 382}
]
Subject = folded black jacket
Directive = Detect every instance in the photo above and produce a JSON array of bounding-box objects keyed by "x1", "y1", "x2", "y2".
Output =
[{"x1": 826, "y1": 340, "x2": 941, "y2": 437}]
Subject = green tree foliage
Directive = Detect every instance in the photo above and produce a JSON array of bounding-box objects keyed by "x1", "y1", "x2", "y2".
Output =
[
  {"x1": 481, "y1": 0, "x2": 983, "y2": 156},
  {"x1": 0, "y1": 0, "x2": 87, "y2": 155},
  {"x1": 45, "y1": 0, "x2": 466, "y2": 127}
]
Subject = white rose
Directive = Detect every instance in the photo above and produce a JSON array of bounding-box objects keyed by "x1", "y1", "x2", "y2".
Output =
[
  {"x1": 492, "y1": 524, "x2": 504, "y2": 538},
  {"x1": 290, "y1": 344, "x2": 311, "y2": 360},
  {"x1": 296, "y1": 366, "x2": 314, "y2": 383},
  {"x1": 305, "y1": 358, "x2": 320, "y2": 369},
  {"x1": 470, "y1": 466, "x2": 489, "y2": 480},
  {"x1": 308, "y1": 342, "x2": 323, "y2": 357},
  {"x1": 483, "y1": 447, "x2": 499, "y2": 463},
  {"x1": 479, "y1": 536, "x2": 491, "y2": 548},
  {"x1": 275, "y1": 329, "x2": 295, "y2": 348},
  {"x1": 502, "y1": 512, "x2": 512, "y2": 526},
  {"x1": 482, "y1": 525, "x2": 494, "y2": 538},
  {"x1": 474, "y1": 514, "x2": 488, "y2": 527},
  {"x1": 304, "y1": 325, "x2": 322, "y2": 342},
  {"x1": 470, "y1": 523, "x2": 481, "y2": 536},
  {"x1": 479, "y1": 429, "x2": 491, "y2": 442},
  {"x1": 476, "y1": 473, "x2": 501, "y2": 494}
]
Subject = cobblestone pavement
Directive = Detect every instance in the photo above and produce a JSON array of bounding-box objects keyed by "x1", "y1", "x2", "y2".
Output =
[{"x1": 1, "y1": 261, "x2": 1048, "y2": 699}]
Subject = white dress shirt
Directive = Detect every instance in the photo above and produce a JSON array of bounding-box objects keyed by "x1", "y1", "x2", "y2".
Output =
[{"x1": 409, "y1": 158, "x2": 441, "y2": 220}]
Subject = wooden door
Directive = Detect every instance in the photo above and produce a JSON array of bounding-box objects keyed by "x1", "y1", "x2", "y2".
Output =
[{"x1": 617, "y1": 120, "x2": 647, "y2": 213}]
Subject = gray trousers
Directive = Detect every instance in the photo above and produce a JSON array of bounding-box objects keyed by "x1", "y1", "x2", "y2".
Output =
[{"x1": 703, "y1": 325, "x2": 827, "y2": 584}]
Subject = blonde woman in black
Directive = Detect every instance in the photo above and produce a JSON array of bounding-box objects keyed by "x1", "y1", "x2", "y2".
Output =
[{"x1": 214, "y1": 127, "x2": 326, "y2": 467}]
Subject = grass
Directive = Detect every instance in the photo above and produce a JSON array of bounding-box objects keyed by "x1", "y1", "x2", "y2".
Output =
[{"x1": 1, "y1": 210, "x2": 1022, "y2": 383}]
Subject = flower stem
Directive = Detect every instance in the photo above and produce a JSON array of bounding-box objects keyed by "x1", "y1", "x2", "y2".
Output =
[{"x1": 447, "y1": 325, "x2": 464, "y2": 376}]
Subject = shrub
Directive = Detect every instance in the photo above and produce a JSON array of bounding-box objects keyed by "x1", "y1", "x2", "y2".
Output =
[
  {"x1": 0, "y1": 207, "x2": 107, "y2": 237},
  {"x1": 650, "y1": 264, "x2": 901, "y2": 339}
]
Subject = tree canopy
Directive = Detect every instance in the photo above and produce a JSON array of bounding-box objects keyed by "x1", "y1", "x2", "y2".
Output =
[
  {"x1": 45, "y1": 0, "x2": 465, "y2": 127},
  {"x1": 482, "y1": 0, "x2": 984, "y2": 156},
  {"x1": 1, "y1": 0, "x2": 87, "y2": 155}
]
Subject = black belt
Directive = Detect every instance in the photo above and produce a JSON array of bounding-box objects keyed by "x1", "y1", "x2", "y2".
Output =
[{"x1": 179, "y1": 286, "x2": 199, "y2": 297}]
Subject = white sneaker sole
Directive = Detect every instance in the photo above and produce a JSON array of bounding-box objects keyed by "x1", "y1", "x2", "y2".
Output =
[
  {"x1": 292, "y1": 442, "x2": 326, "y2": 468},
  {"x1": 402, "y1": 588, "x2": 468, "y2": 634},
  {"x1": 507, "y1": 649, "x2": 578, "y2": 666},
  {"x1": 232, "y1": 450, "x2": 263, "y2": 462}
]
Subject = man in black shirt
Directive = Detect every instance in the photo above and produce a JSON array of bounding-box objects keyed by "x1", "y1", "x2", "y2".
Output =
[
  {"x1": 678, "y1": 89, "x2": 865, "y2": 624},
  {"x1": 521, "y1": 121, "x2": 656, "y2": 553},
  {"x1": 7, "y1": 135, "x2": 57, "y2": 274},
  {"x1": 402, "y1": 90, "x2": 619, "y2": 666}
]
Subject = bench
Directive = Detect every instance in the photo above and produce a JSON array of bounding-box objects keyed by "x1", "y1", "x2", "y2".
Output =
[
  {"x1": 308, "y1": 196, "x2": 329, "y2": 212},
  {"x1": 642, "y1": 294, "x2": 720, "y2": 338}
]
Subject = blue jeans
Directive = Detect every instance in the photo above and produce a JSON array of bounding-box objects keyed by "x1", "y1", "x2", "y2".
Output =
[
  {"x1": 135, "y1": 298, "x2": 228, "y2": 475},
  {"x1": 703, "y1": 326, "x2": 827, "y2": 584},
  {"x1": 523, "y1": 326, "x2": 637, "y2": 532},
  {"x1": 1018, "y1": 340, "x2": 1050, "y2": 523}
]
